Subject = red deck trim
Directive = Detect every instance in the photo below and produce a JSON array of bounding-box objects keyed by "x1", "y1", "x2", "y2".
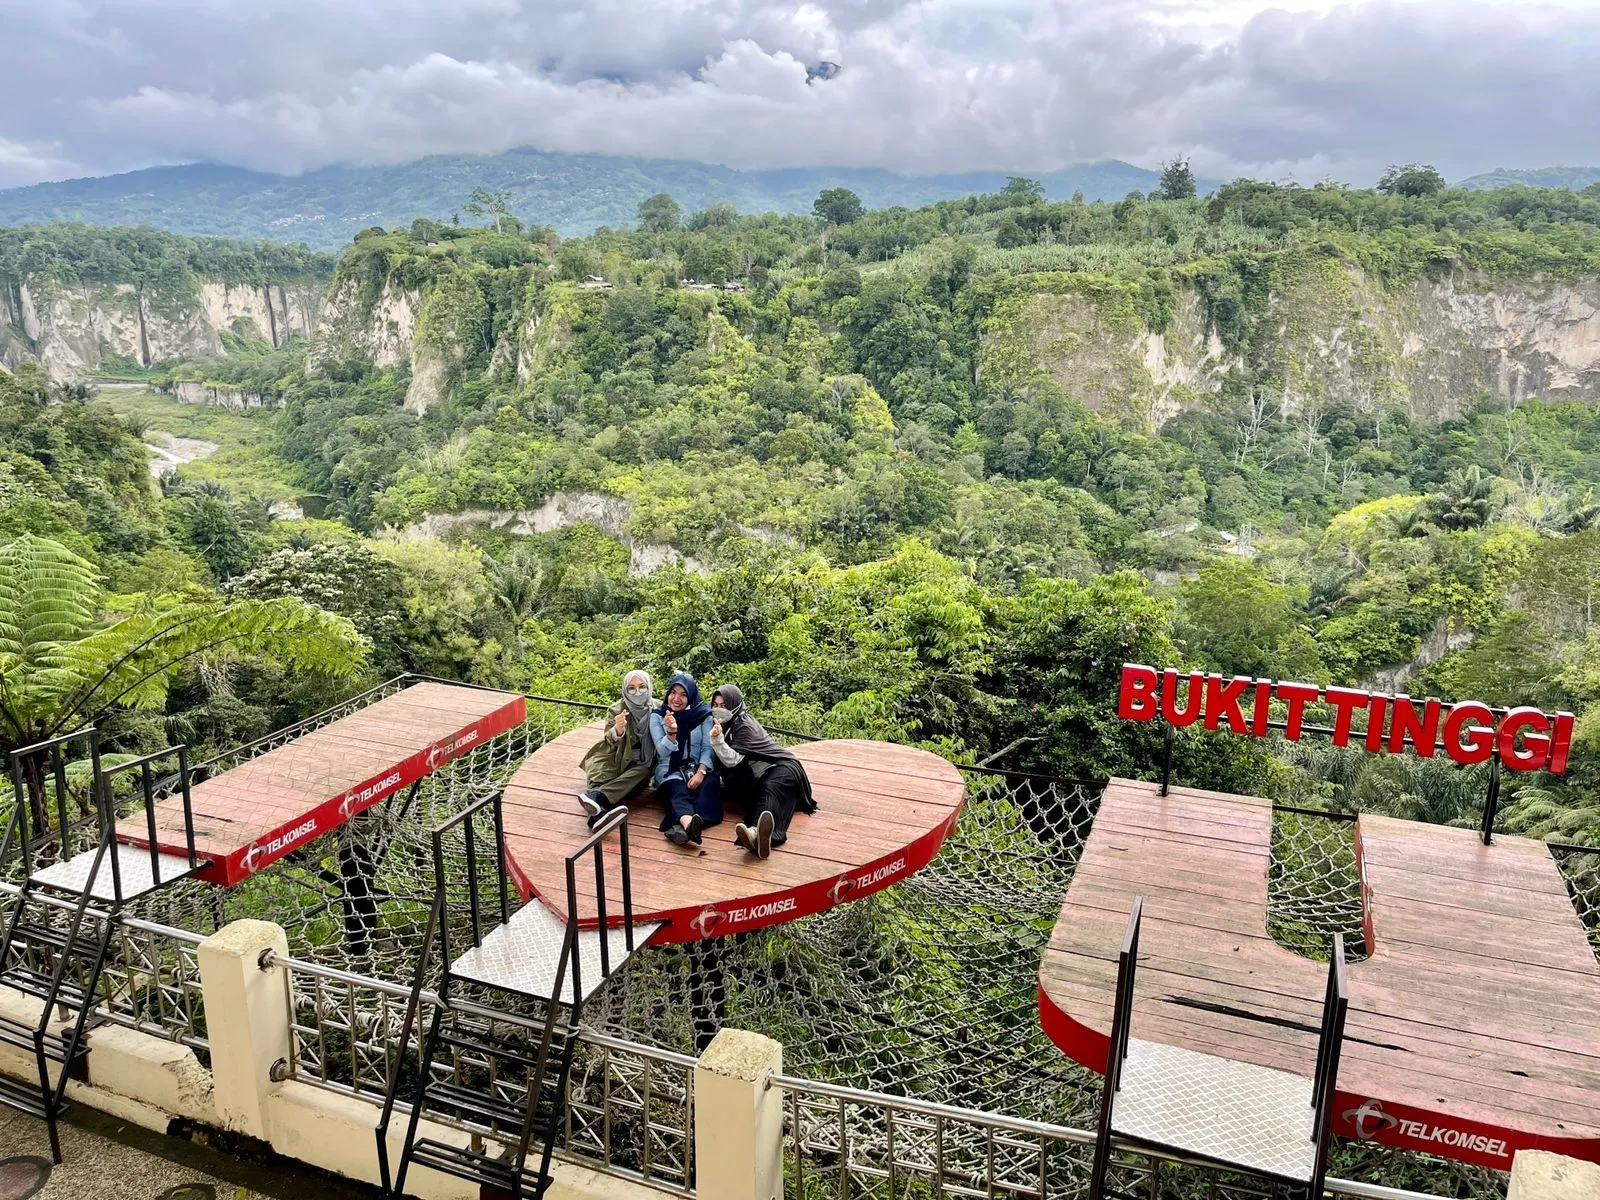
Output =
[
  {"x1": 511, "y1": 805, "x2": 961, "y2": 942},
  {"x1": 125, "y1": 690, "x2": 527, "y2": 886}
]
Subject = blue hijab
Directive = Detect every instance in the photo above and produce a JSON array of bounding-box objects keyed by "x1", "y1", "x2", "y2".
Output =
[{"x1": 658, "y1": 673, "x2": 712, "y2": 774}]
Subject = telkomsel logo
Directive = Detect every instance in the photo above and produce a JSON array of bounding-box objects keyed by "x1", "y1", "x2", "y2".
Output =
[
  {"x1": 338, "y1": 769, "x2": 404, "y2": 819},
  {"x1": 690, "y1": 907, "x2": 724, "y2": 938},
  {"x1": 1343, "y1": 1099, "x2": 1509, "y2": 1161},
  {"x1": 1344, "y1": 1100, "x2": 1399, "y2": 1141},
  {"x1": 239, "y1": 816, "x2": 320, "y2": 875},
  {"x1": 828, "y1": 876, "x2": 854, "y2": 905}
]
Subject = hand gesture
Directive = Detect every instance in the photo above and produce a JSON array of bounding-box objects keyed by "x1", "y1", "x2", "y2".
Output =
[
  {"x1": 709, "y1": 718, "x2": 722, "y2": 742},
  {"x1": 663, "y1": 712, "x2": 678, "y2": 737},
  {"x1": 613, "y1": 710, "x2": 628, "y2": 737}
]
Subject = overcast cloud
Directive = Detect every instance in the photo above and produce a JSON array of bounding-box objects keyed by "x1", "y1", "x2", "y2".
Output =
[{"x1": 1, "y1": 0, "x2": 1597, "y2": 190}]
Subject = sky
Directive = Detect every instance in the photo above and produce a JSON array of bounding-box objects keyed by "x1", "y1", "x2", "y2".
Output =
[{"x1": 1, "y1": 0, "x2": 1598, "y2": 190}]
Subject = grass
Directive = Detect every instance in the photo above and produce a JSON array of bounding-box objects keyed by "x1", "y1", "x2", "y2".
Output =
[{"x1": 100, "y1": 387, "x2": 306, "y2": 500}]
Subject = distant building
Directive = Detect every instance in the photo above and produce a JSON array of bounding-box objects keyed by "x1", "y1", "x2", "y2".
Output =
[{"x1": 577, "y1": 275, "x2": 612, "y2": 290}]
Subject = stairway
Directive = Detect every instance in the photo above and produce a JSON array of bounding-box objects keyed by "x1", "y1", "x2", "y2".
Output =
[
  {"x1": 0, "y1": 734, "x2": 200, "y2": 1162},
  {"x1": 378, "y1": 799, "x2": 656, "y2": 1200}
]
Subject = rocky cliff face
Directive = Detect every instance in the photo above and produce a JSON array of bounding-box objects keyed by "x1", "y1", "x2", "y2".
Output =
[
  {"x1": 987, "y1": 264, "x2": 1600, "y2": 429},
  {"x1": 0, "y1": 278, "x2": 322, "y2": 381},
  {"x1": 308, "y1": 276, "x2": 421, "y2": 378}
]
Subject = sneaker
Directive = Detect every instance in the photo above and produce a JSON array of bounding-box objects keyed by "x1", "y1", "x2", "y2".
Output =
[
  {"x1": 734, "y1": 823, "x2": 759, "y2": 855},
  {"x1": 687, "y1": 815, "x2": 704, "y2": 846},
  {"x1": 755, "y1": 810, "x2": 775, "y2": 859},
  {"x1": 666, "y1": 824, "x2": 690, "y2": 846},
  {"x1": 579, "y1": 791, "x2": 607, "y2": 820}
]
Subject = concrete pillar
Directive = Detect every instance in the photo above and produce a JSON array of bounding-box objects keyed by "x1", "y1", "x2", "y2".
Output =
[
  {"x1": 197, "y1": 918, "x2": 291, "y2": 1140},
  {"x1": 694, "y1": 1028, "x2": 784, "y2": 1200},
  {"x1": 1511, "y1": 1152, "x2": 1600, "y2": 1200}
]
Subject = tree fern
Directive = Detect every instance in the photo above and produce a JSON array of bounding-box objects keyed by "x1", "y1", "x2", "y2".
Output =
[{"x1": 0, "y1": 535, "x2": 367, "y2": 751}]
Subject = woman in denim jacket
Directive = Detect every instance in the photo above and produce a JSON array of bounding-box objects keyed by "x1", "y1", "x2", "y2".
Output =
[{"x1": 649, "y1": 673, "x2": 722, "y2": 845}]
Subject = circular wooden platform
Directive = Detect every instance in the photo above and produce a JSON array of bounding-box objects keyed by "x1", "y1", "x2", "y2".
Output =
[{"x1": 501, "y1": 723, "x2": 966, "y2": 942}]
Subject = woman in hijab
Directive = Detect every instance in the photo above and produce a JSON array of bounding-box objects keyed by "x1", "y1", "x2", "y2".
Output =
[
  {"x1": 648, "y1": 673, "x2": 722, "y2": 846},
  {"x1": 578, "y1": 669, "x2": 657, "y2": 824},
  {"x1": 709, "y1": 684, "x2": 816, "y2": 859}
]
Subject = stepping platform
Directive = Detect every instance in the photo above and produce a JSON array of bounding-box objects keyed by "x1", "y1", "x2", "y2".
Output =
[
  {"x1": 31, "y1": 846, "x2": 197, "y2": 902},
  {"x1": 119, "y1": 682, "x2": 526, "y2": 886},
  {"x1": 1040, "y1": 778, "x2": 1600, "y2": 1171},
  {"x1": 450, "y1": 901, "x2": 661, "y2": 1004},
  {"x1": 500, "y1": 723, "x2": 966, "y2": 942},
  {"x1": 1114, "y1": 1038, "x2": 1316, "y2": 1181}
]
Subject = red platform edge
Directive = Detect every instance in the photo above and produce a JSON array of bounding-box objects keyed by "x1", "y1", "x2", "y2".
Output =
[
  {"x1": 507, "y1": 804, "x2": 963, "y2": 942},
  {"x1": 1036, "y1": 984, "x2": 1600, "y2": 1171},
  {"x1": 130, "y1": 695, "x2": 528, "y2": 886}
]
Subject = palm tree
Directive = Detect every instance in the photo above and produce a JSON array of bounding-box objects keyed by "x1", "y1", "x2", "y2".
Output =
[
  {"x1": 0, "y1": 534, "x2": 366, "y2": 831},
  {"x1": 1428, "y1": 465, "x2": 1498, "y2": 531}
]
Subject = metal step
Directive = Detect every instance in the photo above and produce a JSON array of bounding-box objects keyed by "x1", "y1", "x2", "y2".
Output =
[
  {"x1": 0, "y1": 1070, "x2": 55, "y2": 1121},
  {"x1": 8, "y1": 922, "x2": 73, "y2": 952},
  {"x1": 31, "y1": 845, "x2": 197, "y2": 902},
  {"x1": 0, "y1": 1013, "x2": 86, "y2": 1063},
  {"x1": 0, "y1": 967, "x2": 91, "y2": 1010},
  {"x1": 449, "y1": 901, "x2": 659, "y2": 1003},
  {"x1": 422, "y1": 1079, "x2": 549, "y2": 1133},
  {"x1": 437, "y1": 1023, "x2": 562, "y2": 1070},
  {"x1": 407, "y1": 1138, "x2": 550, "y2": 1199}
]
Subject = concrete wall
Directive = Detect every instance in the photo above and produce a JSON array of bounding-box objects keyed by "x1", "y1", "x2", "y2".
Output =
[{"x1": 0, "y1": 918, "x2": 780, "y2": 1200}]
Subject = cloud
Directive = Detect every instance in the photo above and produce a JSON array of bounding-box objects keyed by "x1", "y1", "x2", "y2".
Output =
[{"x1": 1, "y1": 0, "x2": 1598, "y2": 189}]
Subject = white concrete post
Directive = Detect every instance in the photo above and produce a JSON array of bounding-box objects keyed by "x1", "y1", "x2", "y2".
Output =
[
  {"x1": 1511, "y1": 1152, "x2": 1600, "y2": 1200},
  {"x1": 694, "y1": 1029, "x2": 785, "y2": 1200},
  {"x1": 197, "y1": 918, "x2": 291, "y2": 1140}
]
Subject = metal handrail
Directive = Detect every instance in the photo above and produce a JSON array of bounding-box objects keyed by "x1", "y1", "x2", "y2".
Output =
[{"x1": 769, "y1": 1071, "x2": 1455, "y2": 1200}]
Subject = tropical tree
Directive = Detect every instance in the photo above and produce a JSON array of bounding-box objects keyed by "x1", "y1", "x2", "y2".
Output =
[
  {"x1": 813, "y1": 188, "x2": 864, "y2": 226},
  {"x1": 637, "y1": 193, "x2": 681, "y2": 233},
  {"x1": 1156, "y1": 157, "x2": 1197, "y2": 201},
  {"x1": 1377, "y1": 163, "x2": 1446, "y2": 197},
  {"x1": 0, "y1": 535, "x2": 365, "y2": 826},
  {"x1": 1428, "y1": 465, "x2": 1497, "y2": 530}
]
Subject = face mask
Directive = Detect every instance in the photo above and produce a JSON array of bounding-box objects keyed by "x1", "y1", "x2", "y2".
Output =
[
  {"x1": 626, "y1": 686, "x2": 649, "y2": 704},
  {"x1": 712, "y1": 706, "x2": 733, "y2": 723}
]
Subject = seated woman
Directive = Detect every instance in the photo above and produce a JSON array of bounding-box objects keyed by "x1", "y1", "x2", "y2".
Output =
[
  {"x1": 577, "y1": 670, "x2": 656, "y2": 824},
  {"x1": 709, "y1": 684, "x2": 816, "y2": 859},
  {"x1": 649, "y1": 674, "x2": 722, "y2": 846}
]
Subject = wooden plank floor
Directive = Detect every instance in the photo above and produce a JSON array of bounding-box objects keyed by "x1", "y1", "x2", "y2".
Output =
[
  {"x1": 118, "y1": 682, "x2": 526, "y2": 885},
  {"x1": 1039, "y1": 778, "x2": 1600, "y2": 1170},
  {"x1": 501, "y1": 723, "x2": 966, "y2": 941}
]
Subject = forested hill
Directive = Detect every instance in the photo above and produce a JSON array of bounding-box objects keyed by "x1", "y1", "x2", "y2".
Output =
[
  {"x1": 7, "y1": 171, "x2": 1600, "y2": 850},
  {"x1": 0, "y1": 151, "x2": 1200, "y2": 247}
]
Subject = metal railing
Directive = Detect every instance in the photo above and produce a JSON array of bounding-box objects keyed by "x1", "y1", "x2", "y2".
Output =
[
  {"x1": 773, "y1": 1073, "x2": 1467, "y2": 1200},
  {"x1": 270, "y1": 950, "x2": 695, "y2": 1194}
]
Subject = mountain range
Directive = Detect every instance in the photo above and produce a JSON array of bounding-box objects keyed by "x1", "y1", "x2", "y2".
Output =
[
  {"x1": 0, "y1": 150, "x2": 1204, "y2": 247},
  {"x1": 1455, "y1": 166, "x2": 1600, "y2": 192}
]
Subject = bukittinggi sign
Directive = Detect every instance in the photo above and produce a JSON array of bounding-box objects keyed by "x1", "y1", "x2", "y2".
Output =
[{"x1": 1117, "y1": 664, "x2": 1575, "y2": 774}]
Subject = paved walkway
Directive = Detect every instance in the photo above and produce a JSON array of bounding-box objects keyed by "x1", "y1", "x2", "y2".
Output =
[{"x1": 0, "y1": 1106, "x2": 377, "y2": 1200}]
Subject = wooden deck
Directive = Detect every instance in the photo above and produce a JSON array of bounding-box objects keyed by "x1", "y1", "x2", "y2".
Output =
[
  {"x1": 500, "y1": 723, "x2": 967, "y2": 941},
  {"x1": 119, "y1": 682, "x2": 526, "y2": 885},
  {"x1": 1039, "y1": 778, "x2": 1600, "y2": 1170}
]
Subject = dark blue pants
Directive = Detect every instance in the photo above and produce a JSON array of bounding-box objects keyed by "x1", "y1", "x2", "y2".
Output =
[{"x1": 656, "y1": 772, "x2": 723, "y2": 831}]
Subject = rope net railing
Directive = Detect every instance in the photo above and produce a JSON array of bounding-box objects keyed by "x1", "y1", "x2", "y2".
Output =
[{"x1": 0, "y1": 687, "x2": 1542, "y2": 1200}]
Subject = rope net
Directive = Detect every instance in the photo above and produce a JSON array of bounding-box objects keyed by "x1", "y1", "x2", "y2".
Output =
[{"x1": 1, "y1": 692, "x2": 1564, "y2": 1199}]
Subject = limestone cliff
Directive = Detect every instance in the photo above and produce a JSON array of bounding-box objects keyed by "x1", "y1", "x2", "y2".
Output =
[
  {"x1": 0, "y1": 278, "x2": 322, "y2": 381},
  {"x1": 984, "y1": 262, "x2": 1600, "y2": 429}
]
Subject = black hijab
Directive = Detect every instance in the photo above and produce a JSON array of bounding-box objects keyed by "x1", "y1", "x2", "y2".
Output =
[
  {"x1": 659, "y1": 673, "x2": 712, "y2": 774},
  {"x1": 713, "y1": 684, "x2": 797, "y2": 763}
]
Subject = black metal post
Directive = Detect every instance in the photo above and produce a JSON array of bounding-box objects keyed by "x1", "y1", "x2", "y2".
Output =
[
  {"x1": 688, "y1": 938, "x2": 726, "y2": 1052},
  {"x1": 1481, "y1": 751, "x2": 1502, "y2": 846},
  {"x1": 337, "y1": 816, "x2": 380, "y2": 961},
  {"x1": 1159, "y1": 723, "x2": 1174, "y2": 797}
]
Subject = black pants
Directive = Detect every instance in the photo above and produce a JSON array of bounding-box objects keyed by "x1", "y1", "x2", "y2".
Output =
[{"x1": 745, "y1": 759, "x2": 807, "y2": 844}]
